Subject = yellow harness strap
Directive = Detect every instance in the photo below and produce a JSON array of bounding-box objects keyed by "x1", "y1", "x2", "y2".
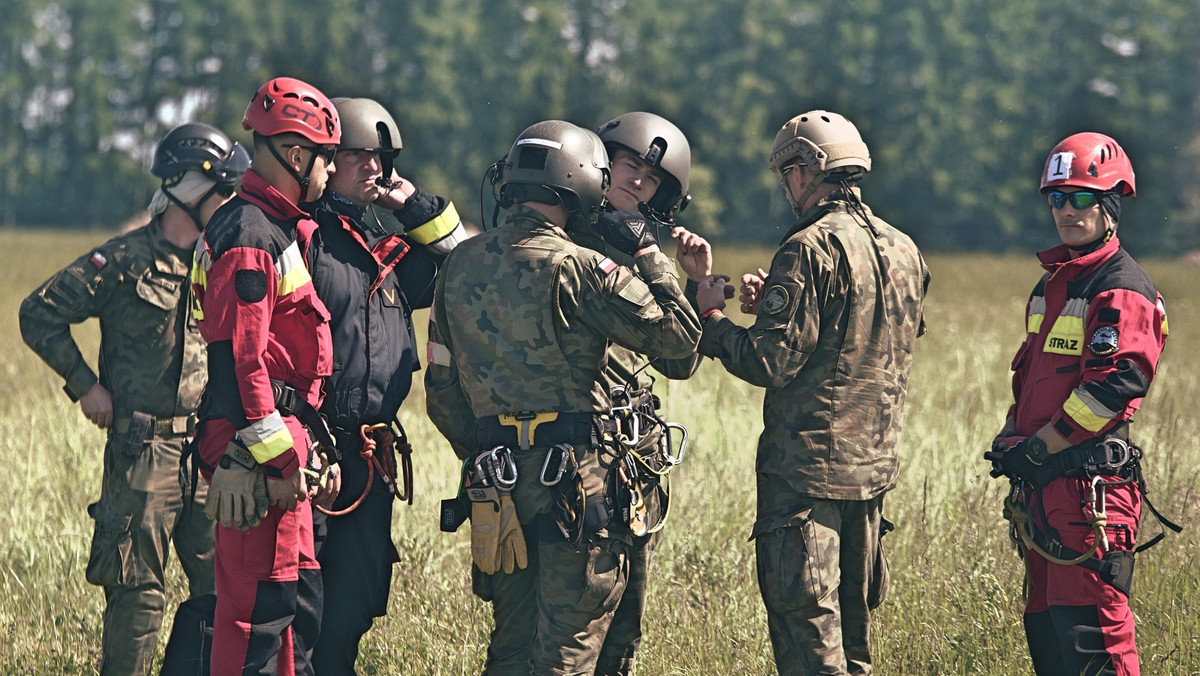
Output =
[{"x1": 497, "y1": 411, "x2": 560, "y2": 450}]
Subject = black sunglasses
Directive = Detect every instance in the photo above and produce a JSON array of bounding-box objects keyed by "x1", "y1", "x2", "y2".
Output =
[
  {"x1": 285, "y1": 144, "x2": 338, "y2": 163},
  {"x1": 1047, "y1": 190, "x2": 1099, "y2": 210}
]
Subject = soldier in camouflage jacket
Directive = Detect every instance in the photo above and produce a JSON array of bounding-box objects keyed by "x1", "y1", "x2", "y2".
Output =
[
  {"x1": 19, "y1": 122, "x2": 246, "y2": 675},
  {"x1": 425, "y1": 120, "x2": 700, "y2": 675},
  {"x1": 696, "y1": 111, "x2": 929, "y2": 676}
]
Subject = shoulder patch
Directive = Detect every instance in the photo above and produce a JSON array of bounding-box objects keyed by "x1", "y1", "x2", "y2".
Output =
[
  {"x1": 597, "y1": 257, "x2": 618, "y2": 275},
  {"x1": 89, "y1": 251, "x2": 108, "y2": 269},
  {"x1": 1097, "y1": 307, "x2": 1121, "y2": 324},
  {"x1": 427, "y1": 341, "x2": 452, "y2": 366},
  {"x1": 235, "y1": 269, "x2": 269, "y2": 303},
  {"x1": 761, "y1": 284, "x2": 790, "y2": 315},
  {"x1": 1088, "y1": 326, "x2": 1120, "y2": 356}
]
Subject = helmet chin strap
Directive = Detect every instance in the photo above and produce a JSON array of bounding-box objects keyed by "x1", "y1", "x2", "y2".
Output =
[{"x1": 265, "y1": 140, "x2": 317, "y2": 202}]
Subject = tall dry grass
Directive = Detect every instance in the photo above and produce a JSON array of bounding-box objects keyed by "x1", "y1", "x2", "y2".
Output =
[{"x1": 1, "y1": 229, "x2": 1195, "y2": 674}]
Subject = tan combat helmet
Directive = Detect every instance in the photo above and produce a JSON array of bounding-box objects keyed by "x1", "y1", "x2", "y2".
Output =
[
  {"x1": 769, "y1": 110, "x2": 871, "y2": 174},
  {"x1": 597, "y1": 111, "x2": 692, "y2": 221},
  {"x1": 770, "y1": 110, "x2": 870, "y2": 212},
  {"x1": 498, "y1": 120, "x2": 611, "y2": 220}
]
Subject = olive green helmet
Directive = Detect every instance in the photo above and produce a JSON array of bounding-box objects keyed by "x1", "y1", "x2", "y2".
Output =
[
  {"x1": 331, "y1": 97, "x2": 402, "y2": 154},
  {"x1": 768, "y1": 110, "x2": 871, "y2": 175},
  {"x1": 499, "y1": 120, "x2": 610, "y2": 217},
  {"x1": 597, "y1": 111, "x2": 691, "y2": 220}
]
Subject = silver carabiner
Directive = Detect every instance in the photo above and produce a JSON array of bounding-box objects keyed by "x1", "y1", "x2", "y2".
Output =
[
  {"x1": 1090, "y1": 474, "x2": 1110, "y2": 553},
  {"x1": 663, "y1": 422, "x2": 688, "y2": 466},
  {"x1": 495, "y1": 446, "x2": 519, "y2": 491},
  {"x1": 541, "y1": 443, "x2": 573, "y2": 486}
]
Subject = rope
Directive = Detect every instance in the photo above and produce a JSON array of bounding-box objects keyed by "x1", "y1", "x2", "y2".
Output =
[{"x1": 316, "y1": 422, "x2": 408, "y2": 516}]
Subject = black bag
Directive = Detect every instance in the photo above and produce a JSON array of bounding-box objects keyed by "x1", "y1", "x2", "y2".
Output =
[{"x1": 159, "y1": 593, "x2": 215, "y2": 675}]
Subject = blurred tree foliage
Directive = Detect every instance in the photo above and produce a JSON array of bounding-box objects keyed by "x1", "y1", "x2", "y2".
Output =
[{"x1": 2, "y1": 0, "x2": 1198, "y2": 254}]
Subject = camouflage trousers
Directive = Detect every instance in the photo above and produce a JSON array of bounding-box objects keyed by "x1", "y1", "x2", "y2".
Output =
[
  {"x1": 754, "y1": 494, "x2": 889, "y2": 676},
  {"x1": 473, "y1": 530, "x2": 630, "y2": 676},
  {"x1": 86, "y1": 431, "x2": 215, "y2": 675}
]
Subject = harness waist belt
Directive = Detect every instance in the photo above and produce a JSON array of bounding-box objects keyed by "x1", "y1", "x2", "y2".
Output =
[
  {"x1": 1051, "y1": 425, "x2": 1134, "y2": 478},
  {"x1": 476, "y1": 411, "x2": 615, "y2": 451},
  {"x1": 270, "y1": 379, "x2": 340, "y2": 462},
  {"x1": 112, "y1": 414, "x2": 195, "y2": 438}
]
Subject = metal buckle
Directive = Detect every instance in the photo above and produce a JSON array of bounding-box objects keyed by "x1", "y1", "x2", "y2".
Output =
[
  {"x1": 610, "y1": 386, "x2": 641, "y2": 448},
  {"x1": 1099, "y1": 438, "x2": 1131, "y2": 471}
]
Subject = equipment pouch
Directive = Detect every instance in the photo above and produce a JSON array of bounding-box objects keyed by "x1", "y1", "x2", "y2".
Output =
[
  {"x1": 123, "y1": 411, "x2": 154, "y2": 457},
  {"x1": 440, "y1": 497, "x2": 469, "y2": 533},
  {"x1": 1099, "y1": 550, "x2": 1135, "y2": 597},
  {"x1": 84, "y1": 501, "x2": 134, "y2": 588}
]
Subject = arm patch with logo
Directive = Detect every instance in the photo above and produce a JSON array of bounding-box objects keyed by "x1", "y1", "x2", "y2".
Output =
[
  {"x1": 761, "y1": 284, "x2": 791, "y2": 315},
  {"x1": 1088, "y1": 326, "x2": 1119, "y2": 356}
]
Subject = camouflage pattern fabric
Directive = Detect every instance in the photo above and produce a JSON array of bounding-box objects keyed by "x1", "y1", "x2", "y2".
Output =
[
  {"x1": 698, "y1": 187, "x2": 929, "y2": 509},
  {"x1": 754, "y1": 494, "x2": 886, "y2": 676},
  {"x1": 20, "y1": 219, "x2": 206, "y2": 417},
  {"x1": 19, "y1": 218, "x2": 213, "y2": 674},
  {"x1": 425, "y1": 204, "x2": 700, "y2": 672},
  {"x1": 698, "y1": 188, "x2": 924, "y2": 674}
]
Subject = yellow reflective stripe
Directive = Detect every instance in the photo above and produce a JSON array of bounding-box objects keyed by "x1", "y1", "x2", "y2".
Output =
[
  {"x1": 239, "y1": 411, "x2": 294, "y2": 464},
  {"x1": 1043, "y1": 315, "x2": 1083, "y2": 355},
  {"x1": 407, "y1": 202, "x2": 462, "y2": 245},
  {"x1": 1159, "y1": 298, "x2": 1169, "y2": 336},
  {"x1": 1027, "y1": 313, "x2": 1043, "y2": 334},
  {"x1": 1063, "y1": 389, "x2": 1117, "y2": 433},
  {"x1": 276, "y1": 241, "x2": 310, "y2": 297},
  {"x1": 189, "y1": 264, "x2": 207, "y2": 320}
]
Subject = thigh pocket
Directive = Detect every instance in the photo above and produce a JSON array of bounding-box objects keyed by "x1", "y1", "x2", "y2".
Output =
[
  {"x1": 85, "y1": 501, "x2": 135, "y2": 588},
  {"x1": 755, "y1": 517, "x2": 824, "y2": 612},
  {"x1": 868, "y1": 516, "x2": 894, "y2": 610},
  {"x1": 578, "y1": 541, "x2": 628, "y2": 615}
]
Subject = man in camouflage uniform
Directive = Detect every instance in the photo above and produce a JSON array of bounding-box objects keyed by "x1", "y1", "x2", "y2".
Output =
[
  {"x1": 425, "y1": 120, "x2": 701, "y2": 675},
  {"x1": 19, "y1": 122, "x2": 248, "y2": 675},
  {"x1": 571, "y1": 111, "x2": 710, "y2": 676},
  {"x1": 695, "y1": 110, "x2": 929, "y2": 676}
]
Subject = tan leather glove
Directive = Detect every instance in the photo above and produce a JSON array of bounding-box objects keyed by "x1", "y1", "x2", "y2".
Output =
[
  {"x1": 204, "y1": 439, "x2": 269, "y2": 530},
  {"x1": 470, "y1": 486, "x2": 502, "y2": 575},
  {"x1": 496, "y1": 493, "x2": 528, "y2": 574}
]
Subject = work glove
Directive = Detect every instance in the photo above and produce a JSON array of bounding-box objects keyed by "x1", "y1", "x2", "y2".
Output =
[
  {"x1": 597, "y1": 209, "x2": 657, "y2": 256},
  {"x1": 205, "y1": 439, "x2": 269, "y2": 530},
  {"x1": 983, "y1": 437, "x2": 1058, "y2": 488},
  {"x1": 470, "y1": 490, "x2": 528, "y2": 575}
]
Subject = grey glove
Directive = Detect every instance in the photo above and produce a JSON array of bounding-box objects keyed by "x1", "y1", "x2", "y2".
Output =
[
  {"x1": 204, "y1": 439, "x2": 269, "y2": 530},
  {"x1": 596, "y1": 210, "x2": 657, "y2": 256}
]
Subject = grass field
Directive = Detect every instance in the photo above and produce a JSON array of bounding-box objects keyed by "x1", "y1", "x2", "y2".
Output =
[{"x1": 0, "y1": 228, "x2": 1196, "y2": 675}]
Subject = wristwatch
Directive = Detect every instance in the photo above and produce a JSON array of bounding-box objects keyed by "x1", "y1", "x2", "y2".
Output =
[{"x1": 1024, "y1": 436, "x2": 1050, "y2": 465}]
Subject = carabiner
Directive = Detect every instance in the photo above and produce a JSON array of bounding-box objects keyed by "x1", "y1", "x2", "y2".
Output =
[
  {"x1": 494, "y1": 446, "x2": 519, "y2": 491},
  {"x1": 1089, "y1": 474, "x2": 1110, "y2": 553},
  {"x1": 541, "y1": 443, "x2": 573, "y2": 486},
  {"x1": 1100, "y1": 438, "x2": 1131, "y2": 471},
  {"x1": 663, "y1": 422, "x2": 688, "y2": 466}
]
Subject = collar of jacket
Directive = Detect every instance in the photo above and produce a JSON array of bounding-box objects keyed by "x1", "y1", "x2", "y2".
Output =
[
  {"x1": 237, "y1": 169, "x2": 309, "y2": 223},
  {"x1": 505, "y1": 203, "x2": 570, "y2": 239},
  {"x1": 1037, "y1": 234, "x2": 1120, "y2": 280},
  {"x1": 781, "y1": 185, "x2": 867, "y2": 243}
]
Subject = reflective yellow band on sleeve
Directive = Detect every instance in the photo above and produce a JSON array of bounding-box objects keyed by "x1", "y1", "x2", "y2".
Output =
[
  {"x1": 407, "y1": 202, "x2": 462, "y2": 245},
  {"x1": 238, "y1": 411, "x2": 294, "y2": 464},
  {"x1": 1063, "y1": 389, "x2": 1117, "y2": 433},
  {"x1": 276, "y1": 241, "x2": 311, "y2": 297},
  {"x1": 1026, "y1": 313, "x2": 1043, "y2": 334},
  {"x1": 189, "y1": 265, "x2": 206, "y2": 320}
]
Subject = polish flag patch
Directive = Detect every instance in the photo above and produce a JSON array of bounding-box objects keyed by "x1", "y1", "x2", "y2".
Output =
[
  {"x1": 598, "y1": 258, "x2": 618, "y2": 275},
  {"x1": 88, "y1": 251, "x2": 107, "y2": 269}
]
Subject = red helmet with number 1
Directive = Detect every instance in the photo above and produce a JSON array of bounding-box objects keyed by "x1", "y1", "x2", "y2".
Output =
[
  {"x1": 242, "y1": 76, "x2": 341, "y2": 145},
  {"x1": 1040, "y1": 132, "x2": 1135, "y2": 196}
]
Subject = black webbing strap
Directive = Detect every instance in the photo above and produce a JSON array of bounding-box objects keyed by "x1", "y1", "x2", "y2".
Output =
[
  {"x1": 270, "y1": 379, "x2": 341, "y2": 462},
  {"x1": 1024, "y1": 525, "x2": 1136, "y2": 596}
]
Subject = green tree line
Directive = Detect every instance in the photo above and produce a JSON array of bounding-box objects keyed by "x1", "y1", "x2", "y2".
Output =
[{"x1": 3, "y1": 0, "x2": 1199, "y2": 254}]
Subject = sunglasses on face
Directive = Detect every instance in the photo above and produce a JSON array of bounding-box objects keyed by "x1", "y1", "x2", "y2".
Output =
[
  {"x1": 1047, "y1": 190, "x2": 1099, "y2": 210},
  {"x1": 285, "y1": 144, "x2": 338, "y2": 164}
]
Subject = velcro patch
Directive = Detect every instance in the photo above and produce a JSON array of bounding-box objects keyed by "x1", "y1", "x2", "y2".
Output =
[
  {"x1": 427, "y1": 341, "x2": 451, "y2": 366},
  {"x1": 235, "y1": 269, "x2": 269, "y2": 303},
  {"x1": 1088, "y1": 326, "x2": 1120, "y2": 356},
  {"x1": 761, "y1": 285, "x2": 790, "y2": 315},
  {"x1": 89, "y1": 251, "x2": 107, "y2": 269}
]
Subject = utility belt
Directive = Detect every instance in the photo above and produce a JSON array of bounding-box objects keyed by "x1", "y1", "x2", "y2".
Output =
[
  {"x1": 113, "y1": 412, "x2": 196, "y2": 440},
  {"x1": 1049, "y1": 425, "x2": 1138, "y2": 481},
  {"x1": 475, "y1": 411, "x2": 616, "y2": 451},
  {"x1": 269, "y1": 379, "x2": 340, "y2": 463}
]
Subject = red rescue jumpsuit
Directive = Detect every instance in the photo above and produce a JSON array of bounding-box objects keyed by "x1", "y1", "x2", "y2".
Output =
[
  {"x1": 1005, "y1": 235, "x2": 1166, "y2": 676},
  {"x1": 192, "y1": 169, "x2": 333, "y2": 676}
]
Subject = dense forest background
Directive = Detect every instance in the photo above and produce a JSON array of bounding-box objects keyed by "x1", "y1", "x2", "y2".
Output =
[{"x1": 3, "y1": 0, "x2": 1199, "y2": 254}]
